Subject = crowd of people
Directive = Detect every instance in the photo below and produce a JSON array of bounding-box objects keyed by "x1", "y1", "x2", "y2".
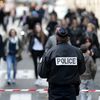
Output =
[{"x1": 0, "y1": 3, "x2": 100, "y2": 100}]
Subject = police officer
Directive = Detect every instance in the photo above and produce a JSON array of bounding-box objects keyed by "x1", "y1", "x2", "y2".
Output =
[{"x1": 39, "y1": 27, "x2": 86, "y2": 100}]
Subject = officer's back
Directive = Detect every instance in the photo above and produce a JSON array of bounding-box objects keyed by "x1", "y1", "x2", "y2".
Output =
[
  {"x1": 47, "y1": 43, "x2": 85, "y2": 85},
  {"x1": 39, "y1": 27, "x2": 86, "y2": 100}
]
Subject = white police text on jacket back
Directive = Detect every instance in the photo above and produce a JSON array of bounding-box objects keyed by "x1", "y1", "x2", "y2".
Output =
[{"x1": 55, "y1": 57, "x2": 77, "y2": 66}]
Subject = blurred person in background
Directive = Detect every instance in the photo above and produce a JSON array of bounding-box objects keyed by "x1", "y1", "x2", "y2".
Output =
[
  {"x1": 36, "y1": 5, "x2": 45, "y2": 24},
  {"x1": 69, "y1": 17, "x2": 82, "y2": 47},
  {"x1": 0, "y1": 34, "x2": 4, "y2": 63},
  {"x1": 0, "y1": 5, "x2": 6, "y2": 31},
  {"x1": 0, "y1": 3, "x2": 5, "y2": 25},
  {"x1": 64, "y1": 9, "x2": 76, "y2": 21},
  {"x1": 84, "y1": 23, "x2": 99, "y2": 48},
  {"x1": 89, "y1": 12, "x2": 99, "y2": 30},
  {"x1": 82, "y1": 23, "x2": 100, "y2": 61},
  {"x1": 60, "y1": 18, "x2": 69, "y2": 29},
  {"x1": 26, "y1": 8, "x2": 40, "y2": 36},
  {"x1": 20, "y1": 10, "x2": 28, "y2": 26},
  {"x1": 80, "y1": 16, "x2": 89, "y2": 33},
  {"x1": 27, "y1": 4, "x2": 42, "y2": 27},
  {"x1": 8, "y1": 9, "x2": 17, "y2": 24},
  {"x1": 81, "y1": 37, "x2": 96, "y2": 62},
  {"x1": 29, "y1": 23, "x2": 47, "y2": 80},
  {"x1": 4, "y1": 9, "x2": 17, "y2": 32},
  {"x1": 80, "y1": 44, "x2": 97, "y2": 100},
  {"x1": 46, "y1": 11, "x2": 58, "y2": 37},
  {"x1": 5, "y1": 29, "x2": 20, "y2": 85},
  {"x1": 81, "y1": 37, "x2": 92, "y2": 51}
]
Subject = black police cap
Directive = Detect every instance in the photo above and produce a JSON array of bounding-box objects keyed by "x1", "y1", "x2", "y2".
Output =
[{"x1": 56, "y1": 27, "x2": 70, "y2": 37}]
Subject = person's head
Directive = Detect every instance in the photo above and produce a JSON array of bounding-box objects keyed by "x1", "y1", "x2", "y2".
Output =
[
  {"x1": 34, "y1": 23, "x2": 45, "y2": 44},
  {"x1": 0, "y1": 1, "x2": 4, "y2": 9},
  {"x1": 87, "y1": 23, "x2": 95, "y2": 32},
  {"x1": 71, "y1": 18, "x2": 78, "y2": 28},
  {"x1": 56, "y1": 27, "x2": 70, "y2": 44},
  {"x1": 9, "y1": 29, "x2": 17, "y2": 37},
  {"x1": 50, "y1": 11, "x2": 57, "y2": 21},
  {"x1": 10, "y1": 9, "x2": 16, "y2": 17},
  {"x1": 84, "y1": 37, "x2": 92, "y2": 48},
  {"x1": 60, "y1": 19, "x2": 68, "y2": 28},
  {"x1": 65, "y1": 17, "x2": 70, "y2": 26},
  {"x1": 80, "y1": 44, "x2": 90, "y2": 55},
  {"x1": 90, "y1": 11, "x2": 95, "y2": 18},
  {"x1": 34, "y1": 23, "x2": 42, "y2": 33},
  {"x1": 82, "y1": 16, "x2": 89, "y2": 26}
]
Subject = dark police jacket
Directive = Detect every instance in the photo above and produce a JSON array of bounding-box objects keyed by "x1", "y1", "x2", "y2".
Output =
[{"x1": 39, "y1": 43, "x2": 86, "y2": 85}]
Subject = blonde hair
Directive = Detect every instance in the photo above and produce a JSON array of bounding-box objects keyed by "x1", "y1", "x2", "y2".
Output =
[{"x1": 87, "y1": 23, "x2": 95, "y2": 31}]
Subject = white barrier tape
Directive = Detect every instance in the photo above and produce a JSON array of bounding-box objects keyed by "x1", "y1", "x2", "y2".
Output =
[
  {"x1": 0, "y1": 88, "x2": 47, "y2": 93},
  {"x1": 0, "y1": 89, "x2": 100, "y2": 93},
  {"x1": 81, "y1": 89, "x2": 100, "y2": 93}
]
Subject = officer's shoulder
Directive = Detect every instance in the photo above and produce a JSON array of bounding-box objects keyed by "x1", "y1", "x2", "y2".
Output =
[
  {"x1": 69, "y1": 44, "x2": 79, "y2": 50},
  {"x1": 70, "y1": 45, "x2": 82, "y2": 53}
]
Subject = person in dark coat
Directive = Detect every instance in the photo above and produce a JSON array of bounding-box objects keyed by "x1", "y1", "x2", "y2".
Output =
[
  {"x1": 46, "y1": 11, "x2": 58, "y2": 37},
  {"x1": 0, "y1": 34, "x2": 4, "y2": 61},
  {"x1": 81, "y1": 23, "x2": 100, "y2": 61},
  {"x1": 39, "y1": 27, "x2": 86, "y2": 100},
  {"x1": 29, "y1": 23, "x2": 47, "y2": 79},
  {"x1": 69, "y1": 18, "x2": 82, "y2": 47}
]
